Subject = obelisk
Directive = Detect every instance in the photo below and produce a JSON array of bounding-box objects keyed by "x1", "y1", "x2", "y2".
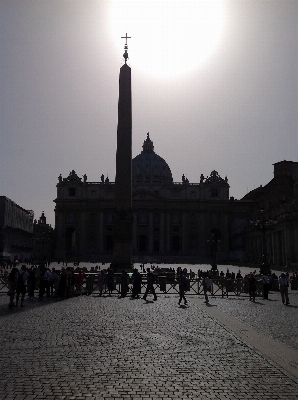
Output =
[{"x1": 111, "y1": 34, "x2": 133, "y2": 270}]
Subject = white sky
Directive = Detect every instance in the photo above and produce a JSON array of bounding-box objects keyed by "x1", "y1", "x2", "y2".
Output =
[{"x1": 1, "y1": 0, "x2": 297, "y2": 226}]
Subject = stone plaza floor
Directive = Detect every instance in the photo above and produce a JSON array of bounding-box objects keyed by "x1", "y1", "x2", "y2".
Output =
[{"x1": 0, "y1": 286, "x2": 297, "y2": 399}]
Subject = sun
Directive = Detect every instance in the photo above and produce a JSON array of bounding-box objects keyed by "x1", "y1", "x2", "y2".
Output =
[{"x1": 109, "y1": 0, "x2": 225, "y2": 78}]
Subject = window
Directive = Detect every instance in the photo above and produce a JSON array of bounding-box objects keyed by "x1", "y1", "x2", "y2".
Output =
[
  {"x1": 69, "y1": 188, "x2": 76, "y2": 197},
  {"x1": 153, "y1": 241, "x2": 160, "y2": 252},
  {"x1": 211, "y1": 188, "x2": 219, "y2": 198},
  {"x1": 67, "y1": 213, "x2": 75, "y2": 224},
  {"x1": 105, "y1": 212, "x2": 113, "y2": 224},
  {"x1": 138, "y1": 235, "x2": 147, "y2": 252},
  {"x1": 172, "y1": 235, "x2": 181, "y2": 252},
  {"x1": 138, "y1": 213, "x2": 148, "y2": 225},
  {"x1": 172, "y1": 213, "x2": 180, "y2": 225}
]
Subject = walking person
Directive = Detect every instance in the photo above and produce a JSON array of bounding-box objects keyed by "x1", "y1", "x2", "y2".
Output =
[
  {"x1": 177, "y1": 270, "x2": 188, "y2": 305},
  {"x1": 120, "y1": 270, "x2": 129, "y2": 298},
  {"x1": 202, "y1": 272, "x2": 212, "y2": 304},
  {"x1": 278, "y1": 273, "x2": 290, "y2": 305},
  {"x1": 131, "y1": 268, "x2": 142, "y2": 299},
  {"x1": 106, "y1": 269, "x2": 115, "y2": 296},
  {"x1": 143, "y1": 268, "x2": 157, "y2": 301},
  {"x1": 98, "y1": 270, "x2": 106, "y2": 297},
  {"x1": 248, "y1": 272, "x2": 257, "y2": 302},
  {"x1": 7, "y1": 267, "x2": 18, "y2": 308},
  {"x1": 16, "y1": 265, "x2": 29, "y2": 307},
  {"x1": 75, "y1": 269, "x2": 85, "y2": 295}
]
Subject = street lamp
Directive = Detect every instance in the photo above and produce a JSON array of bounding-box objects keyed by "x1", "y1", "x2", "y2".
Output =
[
  {"x1": 250, "y1": 209, "x2": 277, "y2": 274},
  {"x1": 207, "y1": 228, "x2": 221, "y2": 272}
]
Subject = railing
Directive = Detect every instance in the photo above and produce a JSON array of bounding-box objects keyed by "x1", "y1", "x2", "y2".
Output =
[{"x1": 1, "y1": 270, "x2": 294, "y2": 297}]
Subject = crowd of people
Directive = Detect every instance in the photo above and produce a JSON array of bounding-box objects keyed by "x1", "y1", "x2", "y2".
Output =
[
  {"x1": 6, "y1": 265, "x2": 86, "y2": 308},
  {"x1": 5, "y1": 263, "x2": 296, "y2": 308}
]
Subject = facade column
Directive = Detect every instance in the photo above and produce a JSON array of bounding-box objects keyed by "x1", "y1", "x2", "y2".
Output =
[
  {"x1": 133, "y1": 212, "x2": 137, "y2": 254},
  {"x1": 281, "y1": 229, "x2": 286, "y2": 266},
  {"x1": 160, "y1": 212, "x2": 165, "y2": 253},
  {"x1": 284, "y1": 228, "x2": 291, "y2": 267},
  {"x1": 181, "y1": 213, "x2": 187, "y2": 253},
  {"x1": 79, "y1": 210, "x2": 86, "y2": 259},
  {"x1": 166, "y1": 213, "x2": 171, "y2": 252},
  {"x1": 148, "y1": 212, "x2": 153, "y2": 253},
  {"x1": 99, "y1": 212, "x2": 104, "y2": 252}
]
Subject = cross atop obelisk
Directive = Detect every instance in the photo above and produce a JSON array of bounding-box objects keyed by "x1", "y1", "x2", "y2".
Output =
[{"x1": 121, "y1": 33, "x2": 131, "y2": 63}]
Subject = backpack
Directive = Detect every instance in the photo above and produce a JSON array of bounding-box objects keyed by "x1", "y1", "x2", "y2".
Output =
[{"x1": 183, "y1": 275, "x2": 190, "y2": 291}]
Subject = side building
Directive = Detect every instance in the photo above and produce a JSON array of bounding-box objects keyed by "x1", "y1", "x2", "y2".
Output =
[
  {"x1": 242, "y1": 160, "x2": 298, "y2": 269},
  {"x1": 0, "y1": 196, "x2": 34, "y2": 262},
  {"x1": 54, "y1": 134, "x2": 240, "y2": 264}
]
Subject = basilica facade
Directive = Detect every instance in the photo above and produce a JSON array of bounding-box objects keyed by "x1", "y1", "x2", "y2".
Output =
[{"x1": 54, "y1": 134, "x2": 245, "y2": 263}]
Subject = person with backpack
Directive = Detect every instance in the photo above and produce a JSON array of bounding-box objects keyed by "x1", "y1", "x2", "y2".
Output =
[
  {"x1": 202, "y1": 272, "x2": 212, "y2": 304},
  {"x1": 7, "y1": 267, "x2": 18, "y2": 308},
  {"x1": 248, "y1": 272, "x2": 257, "y2": 302},
  {"x1": 143, "y1": 268, "x2": 157, "y2": 301},
  {"x1": 177, "y1": 270, "x2": 188, "y2": 305},
  {"x1": 16, "y1": 265, "x2": 29, "y2": 307}
]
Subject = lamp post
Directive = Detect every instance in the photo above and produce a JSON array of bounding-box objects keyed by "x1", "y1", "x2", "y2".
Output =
[
  {"x1": 207, "y1": 228, "x2": 221, "y2": 272},
  {"x1": 250, "y1": 210, "x2": 277, "y2": 274}
]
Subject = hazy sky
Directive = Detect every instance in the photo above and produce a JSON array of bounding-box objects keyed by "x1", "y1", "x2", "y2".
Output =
[{"x1": 1, "y1": 0, "x2": 297, "y2": 227}]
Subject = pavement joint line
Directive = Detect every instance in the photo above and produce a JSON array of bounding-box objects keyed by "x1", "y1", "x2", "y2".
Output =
[{"x1": 192, "y1": 296, "x2": 298, "y2": 380}]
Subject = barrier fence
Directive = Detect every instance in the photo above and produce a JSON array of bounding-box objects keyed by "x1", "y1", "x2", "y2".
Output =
[{"x1": 1, "y1": 271, "x2": 291, "y2": 298}]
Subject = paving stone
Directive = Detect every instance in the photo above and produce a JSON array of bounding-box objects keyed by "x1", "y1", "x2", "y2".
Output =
[{"x1": 0, "y1": 290, "x2": 297, "y2": 399}]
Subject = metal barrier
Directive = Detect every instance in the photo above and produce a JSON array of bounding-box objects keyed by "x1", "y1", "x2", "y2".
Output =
[{"x1": 0, "y1": 271, "x2": 282, "y2": 298}]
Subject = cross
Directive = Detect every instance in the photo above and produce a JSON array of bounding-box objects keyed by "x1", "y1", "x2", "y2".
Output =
[{"x1": 121, "y1": 33, "x2": 131, "y2": 45}]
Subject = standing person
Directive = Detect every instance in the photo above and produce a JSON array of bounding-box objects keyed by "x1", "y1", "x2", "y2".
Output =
[
  {"x1": 177, "y1": 270, "x2": 188, "y2": 305},
  {"x1": 262, "y1": 273, "x2": 270, "y2": 300},
  {"x1": 98, "y1": 270, "x2": 106, "y2": 297},
  {"x1": 75, "y1": 269, "x2": 85, "y2": 295},
  {"x1": 106, "y1": 269, "x2": 115, "y2": 296},
  {"x1": 50, "y1": 268, "x2": 56, "y2": 296},
  {"x1": 52, "y1": 269, "x2": 60, "y2": 296},
  {"x1": 38, "y1": 265, "x2": 46, "y2": 299},
  {"x1": 27, "y1": 265, "x2": 36, "y2": 297},
  {"x1": 131, "y1": 268, "x2": 142, "y2": 299},
  {"x1": 278, "y1": 273, "x2": 290, "y2": 305},
  {"x1": 143, "y1": 268, "x2": 157, "y2": 301},
  {"x1": 43, "y1": 267, "x2": 52, "y2": 299},
  {"x1": 248, "y1": 272, "x2": 257, "y2": 302},
  {"x1": 16, "y1": 265, "x2": 29, "y2": 307},
  {"x1": 59, "y1": 267, "x2": 67, "y2": 298},
  {"x1": 7, "y1": 267, "x2": 18, "y2": 308},
  {"x1": 120, "y1": 270, "x2": 129, "y2": 298},
  {"x1": 202, "y1": 272, "x2": 212, "y2": 304}
]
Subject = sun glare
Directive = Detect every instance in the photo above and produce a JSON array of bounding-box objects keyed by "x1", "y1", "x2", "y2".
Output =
[{"x1": 109, "y1": 0, "x2": 225, "y2": 78}]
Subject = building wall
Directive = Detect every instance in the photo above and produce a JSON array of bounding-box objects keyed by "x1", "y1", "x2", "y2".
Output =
[
  {"x1": 54, "y1": 170, "x2": 233, "y2": 263},
  {"x1": 0, "y1": 196, "x2": 34, "y2": 261}
]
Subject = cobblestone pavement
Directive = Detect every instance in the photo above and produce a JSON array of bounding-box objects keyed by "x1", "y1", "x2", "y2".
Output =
[
  {"x1": 206, "y1": 289, "x2": 298, "y2": 351},
  {"x1": 0, "y1": 291, "x2": 297, "y2": 400}
]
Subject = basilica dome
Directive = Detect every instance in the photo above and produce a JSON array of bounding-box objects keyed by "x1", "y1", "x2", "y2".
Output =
[{"x1": 132, "y1": 133, "x2": 173, "y2": 185}]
